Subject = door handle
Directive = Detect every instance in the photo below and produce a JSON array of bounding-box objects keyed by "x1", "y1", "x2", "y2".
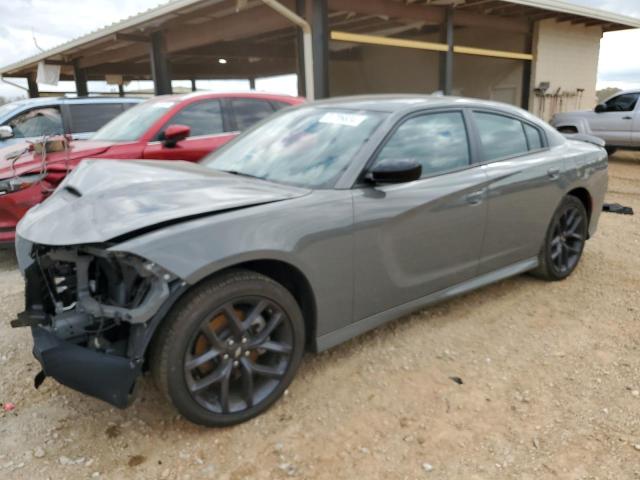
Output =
[
  {"x1": 547, "y1": 168, "x2": 560, "y2": 180},
  {"x1": 465, "y1": 189, "x2": 485, "y2": 205},
  {"x1": 622, "y1": 116, "x2": 633, "y2": 120}
]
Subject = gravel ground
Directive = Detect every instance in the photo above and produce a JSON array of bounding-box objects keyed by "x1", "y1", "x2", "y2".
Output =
[{"x1": 0, "y1": 153, "x2": 639, "y2": 480}]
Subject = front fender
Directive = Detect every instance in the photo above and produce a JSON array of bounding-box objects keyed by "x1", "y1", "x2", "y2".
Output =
[{"x1": 109, "y1": 191, "x2": 356, "y2": 339}]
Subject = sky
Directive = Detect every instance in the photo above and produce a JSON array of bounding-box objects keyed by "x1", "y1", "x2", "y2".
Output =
[{"x1": 0, "y1": 0, "x2": 639, "y2": 99}]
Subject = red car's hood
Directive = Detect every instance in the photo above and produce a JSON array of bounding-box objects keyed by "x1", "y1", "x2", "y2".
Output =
[{"x1": 0, "y1": 140, "x2": 114, "y2": 179}]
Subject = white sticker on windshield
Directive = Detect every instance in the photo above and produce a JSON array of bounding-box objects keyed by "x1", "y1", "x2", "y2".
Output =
[{"x1": 319, "y1": 112, "x2": 367, "y2": 127}]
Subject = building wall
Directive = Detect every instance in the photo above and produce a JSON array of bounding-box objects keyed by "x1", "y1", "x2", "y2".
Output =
[
  {"x1": 329, "y1": 44, "x2": 441, "y2": 96},
  {"x1": 329, "y1": 27, "x2": 528, "y2": 107},
  {"x1": 530, "y1": 19, "x2": 603, "y2": 121}
]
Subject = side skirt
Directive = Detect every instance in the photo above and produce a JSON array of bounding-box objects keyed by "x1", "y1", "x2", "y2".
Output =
[{"x1": 315, "y1": 257, "x2": 539, "y2": 352}]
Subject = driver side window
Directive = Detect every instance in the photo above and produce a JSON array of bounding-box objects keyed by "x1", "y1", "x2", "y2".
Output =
[
  {"x1": 375, "y1": 111, "x2": 470, "y2": 178},
  {"x1": 604, "y1": 93, "x2": 639, "y2": 112},
  {"x1": 9, "y1": 107, "x2": 63, "y2": 138}
]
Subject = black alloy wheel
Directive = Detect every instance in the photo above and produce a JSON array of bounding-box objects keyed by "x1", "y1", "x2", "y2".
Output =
[
  {"x1": 151, "y1": 270, "x2": 305, "y2": 427},
  {"x1": 548, "y1": 204, "x2": 586, "y2": 275},
  {"x1": 184, "y1": 297, "x2": 294, "y2": 414},
  {"x1": 532, "y1": 195, "x2": 588, "y2": 281}
]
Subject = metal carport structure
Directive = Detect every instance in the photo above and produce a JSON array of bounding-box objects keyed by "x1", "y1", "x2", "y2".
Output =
[{"x1": 0, "y1": 0, "x2": 638, "y2": 111}]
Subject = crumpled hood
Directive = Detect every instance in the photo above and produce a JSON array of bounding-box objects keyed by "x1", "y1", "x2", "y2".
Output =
[
  {"x1": 17, "y1": 159, "x2": 310, "y2": 246},
  {"x1": 0, "y1": 140, "x2": 113, "y2": 179}
]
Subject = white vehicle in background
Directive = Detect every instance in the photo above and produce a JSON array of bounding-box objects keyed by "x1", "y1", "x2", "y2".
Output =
[{"x1": 550, "y1": 90, "x2": 640, "y2": 155}]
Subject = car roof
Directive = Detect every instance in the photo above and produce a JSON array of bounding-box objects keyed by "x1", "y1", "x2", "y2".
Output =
[
  {"x1": 150, "y1": 91, "x2": 304, "y2": 103},
  {"x1": 306, "y1": 94, "x2": 549, "y2": 128},
  {"x1": 309, "y1": 94, "x2": 524, "y2": 114},
  {"x1": 1, "y1": 96, "x2": 140, "y2": 109}
]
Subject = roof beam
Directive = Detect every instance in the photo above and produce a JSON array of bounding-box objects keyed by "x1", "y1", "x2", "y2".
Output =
[
  {"x1": 329, "y1": 0, "x2": 443, "y2": 25},
  {"x1": 78, "y1": 43, "x2": 149, "y2": 68},
  {"x1": 114, "y1": 33, "x2": 151, "y2": 43},
  {"x1": 43, "y1": 59, "x2": 72, "y2": 66},
  {"x1": 327, "y1": 0, "x2": 530, "y2": 33},
  {"x1": 457, "y1": 0, "x2": 503, "y2": 9},
  {"x1": 182, "y1": 41, "x2": 295, "y2": 59},
  {"x1": 555, "y1": 14, "x2": 583, "y2": 24},
  {"x1": 86, "y1": 58, "x2": 295, "y2": 78},
  {"x1": 164, "y1": 4, "x2": 292, "y2": 53}
]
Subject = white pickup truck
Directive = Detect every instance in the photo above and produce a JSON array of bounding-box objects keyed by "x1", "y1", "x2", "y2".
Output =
[{"x1": 550, "y1": 89, "x2": 640, "y2": 154}]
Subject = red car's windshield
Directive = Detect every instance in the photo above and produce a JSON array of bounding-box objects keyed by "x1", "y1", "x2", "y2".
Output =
[{"x1": 92, "y1": 99, "x2": 176, "y2": 142}]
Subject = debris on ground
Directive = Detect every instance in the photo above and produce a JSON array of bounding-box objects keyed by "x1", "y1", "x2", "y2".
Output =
[
  {"x1": 448, "y1": 376, "x2": 464, "y2": 385},
  {"x1": 603, "y1": 203, "x2": 634, "y2": 215}
]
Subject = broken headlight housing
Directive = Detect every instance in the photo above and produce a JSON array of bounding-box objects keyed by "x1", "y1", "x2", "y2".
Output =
[{"x1": 22, "y1": 245, "x2": 175, "y2": 355}]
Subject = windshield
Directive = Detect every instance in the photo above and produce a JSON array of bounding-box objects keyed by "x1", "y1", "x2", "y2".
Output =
[
  {"x1": 92, "y1": 99, "x2": 176, "y2": 142},
  {"x1": 203, "y1": 106, "x2": 387, "y2": 188}
]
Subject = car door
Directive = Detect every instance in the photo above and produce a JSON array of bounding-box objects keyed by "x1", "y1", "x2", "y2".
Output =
[
  {"x1": 472, "y1": 110, "x2": 565, "y2": 274},
  {"x1": 143, "y1": 98, "x2": 236, "y2": 162},
  {"x1": 589, "y1": 92, "x2": 639, "y2": 146},
  {"x1": 352, "y1": 110, "x2": 488, "y2": 321}
]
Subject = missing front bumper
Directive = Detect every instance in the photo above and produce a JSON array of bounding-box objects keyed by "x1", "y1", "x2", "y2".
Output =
[{"x1": 31, "y1": 326, "x2": 142, "y2": 408}]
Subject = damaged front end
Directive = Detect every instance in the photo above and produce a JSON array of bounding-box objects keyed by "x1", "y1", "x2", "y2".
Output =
[{"x1": 13, "y1": 243, "x2": 187, "y2": 407}]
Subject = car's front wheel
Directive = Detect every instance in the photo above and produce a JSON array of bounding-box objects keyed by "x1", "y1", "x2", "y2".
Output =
[
  {"x1": 532, "y1": 195, "x2": 588, "y2": 281},
  {"x1": 151, "y1": 269, "x2": 305, "y2": 427}
]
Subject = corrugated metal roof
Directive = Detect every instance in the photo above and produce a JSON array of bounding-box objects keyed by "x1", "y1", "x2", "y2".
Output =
[
  {"x1": 0, "y1": 0, "x2": 219, "y2": 75},
  {"x1": 1, "y1": 0, "x2": 638, "y2": 76},
  {"x1": 507, "y1": 0, "x2": 640, "y2": 28}
]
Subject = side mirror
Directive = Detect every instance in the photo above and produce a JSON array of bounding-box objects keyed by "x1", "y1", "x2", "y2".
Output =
[
  {"x1": 161, "y1": 124, "x2": 191, "y2": 148},
  {"x1": 0, "y1": 125, "x2": 14, "y2": 140},
  {"x1": 366, "y1": 159, "x2": 422, "y2": 184},
  {"x1": 595, "y1": 104, "x2": 607, "y2": 113}
]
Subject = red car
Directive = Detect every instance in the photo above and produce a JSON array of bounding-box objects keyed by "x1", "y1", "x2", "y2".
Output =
[{"x1": 0, "y1": 92, "x2": 303, "y2": 244}]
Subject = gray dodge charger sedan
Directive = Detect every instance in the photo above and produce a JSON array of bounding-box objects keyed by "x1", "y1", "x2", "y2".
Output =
[{"x1": 13, "y1": 95, "x2": 607, "y2": 427}]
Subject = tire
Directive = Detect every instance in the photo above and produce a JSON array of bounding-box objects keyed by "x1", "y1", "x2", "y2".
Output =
[
  {"x1": 150, "y1": 269, "x2": 305, "y2": 427},
  {"x1": 605, "y1": 146, "x2": 617, "y2": 156},
  {"x1": 531, "y1": 195, "x2": 588, "y2": 281}
]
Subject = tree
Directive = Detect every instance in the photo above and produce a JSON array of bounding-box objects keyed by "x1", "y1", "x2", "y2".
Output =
[{"x1": 596, "y1": 88, "x2": 621, "y2": 104}]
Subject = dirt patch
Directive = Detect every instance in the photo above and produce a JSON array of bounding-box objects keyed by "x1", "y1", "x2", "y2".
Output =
[{"x1": 0, "y1": 156, "x2": 639, "y2": 479}]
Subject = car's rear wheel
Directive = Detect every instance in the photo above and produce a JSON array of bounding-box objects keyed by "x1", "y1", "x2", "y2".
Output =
[
  {"x1": 532, "y1": 195, "x2": 588, "y2": 281},
  {"x1": 151, "y1": 269, "x2": 305, "y2": 427}
]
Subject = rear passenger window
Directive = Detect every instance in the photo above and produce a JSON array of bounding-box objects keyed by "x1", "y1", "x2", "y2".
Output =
[
  {"x1": 473, "y1": 112, "x2": 528, "y2": 161},
  {"x1": 231, "y1": 99, "x2": 275, "y2": 130},
  {"x1": 168, "y1": 100, "x2": 225, "y2": 137},
  {"x1": 68, "y1": 103, "x2": 126, "y2": 133},
  {"x1": 524, "y1": 123, "x2": 543, "y2": 150},
  {"x1": 375, "y1": 111, "x2": 470, "y2": 178}
]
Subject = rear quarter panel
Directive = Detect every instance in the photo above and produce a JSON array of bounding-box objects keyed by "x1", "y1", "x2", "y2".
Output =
[{"x1": 561, "y1": 140, "x2": 608, "y2": 237}]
